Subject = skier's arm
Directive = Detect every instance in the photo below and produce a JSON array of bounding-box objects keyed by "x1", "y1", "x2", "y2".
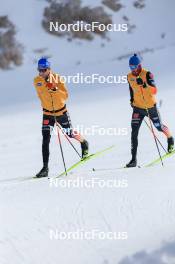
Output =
[
  {"x1": 46, "y1": 78, "x2": 68, "y2": 101},
  {"x1": 146, "y1": 72, "x2": 157, "y2": 95},
  {"x1": 129, "y1": 84, "x2": 134, "y2": 106},
  {"x1": 128, "y1": 75, "x2": 134, "y2": 106},
  {"x1": 33, "y1": 79, "x2": 42, "y2": 99},
  {"x1": 57, "y1": 78, "x2": 68, "y2": 100}
]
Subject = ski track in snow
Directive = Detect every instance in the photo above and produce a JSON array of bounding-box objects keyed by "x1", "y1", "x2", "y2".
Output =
[{"x1": 1, "y1": 141, "x2": 175, "y2": 263}]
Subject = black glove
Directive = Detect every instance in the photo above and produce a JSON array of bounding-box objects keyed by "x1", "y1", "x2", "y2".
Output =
[
  {"x1": 136, "y1": 77, "x2": 147, "y2": 88},
  {"x1": 136, "y1": 77, "x2": 143, "y2": 85}
]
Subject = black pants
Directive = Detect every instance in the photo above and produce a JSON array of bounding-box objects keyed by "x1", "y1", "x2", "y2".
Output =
[
  {"x1": 42, "y1": 112, "x2": 73, "y2": 167},
  {"x1": 131, "y1": 105, "x2": 168, "y2": 159}
]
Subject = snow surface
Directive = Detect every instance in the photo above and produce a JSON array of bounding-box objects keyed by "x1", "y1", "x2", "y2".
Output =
[
  {"x1": 1, "y1": 83, "x2": 175, "y2": 263},
  {"x1": 1, "y1": 0, "x2": 175, "y2": 263}
]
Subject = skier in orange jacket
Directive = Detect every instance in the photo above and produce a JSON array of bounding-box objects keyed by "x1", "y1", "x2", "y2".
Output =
[
  {"x1": 126, "y1": 54, "x2": 174, "y2": 168},
  {"x1": 34, "y1": 58, "x2": 89, "y2": 177}
]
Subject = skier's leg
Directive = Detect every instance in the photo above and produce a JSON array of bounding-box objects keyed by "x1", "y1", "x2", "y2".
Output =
[
  {"x1": 56, "y1": 112, "x2": 89, "y2": 158},
  {"x1": 149, "y1": 106, "x2": 171, "y2": 137},
  {"x1": 36, "y1": 115, "x2": 54, "y2": 178},
  {"x1": 149, "y1": 106, "x2": 174, "y2": 152},
  {"x1": 131, "y1": 109, "x2": 145, "y2": 159},
  {"x1": 126, "y1": 108, "x2": 144, "y2": 167},
  {"x1": 42, "y1": 115, "x2": 55, "y2": 166}
]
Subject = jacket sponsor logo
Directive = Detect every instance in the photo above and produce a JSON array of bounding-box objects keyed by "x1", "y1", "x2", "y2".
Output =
[
  {"x1": 37, "y1": 82, "x2": 42, "y2": 86},
  {"x1": 130, "y1": 78, "x2": 135, "y2": 81}
]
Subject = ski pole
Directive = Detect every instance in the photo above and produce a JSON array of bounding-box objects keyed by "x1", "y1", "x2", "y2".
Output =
[
  {"x1": 55, "y1": 121, "x2": 81, "y2": 158},
  {"x1": 143, "y1": 119, "x2": 167, "y2": 154},
  {"x1": 47, "y1": 84, "x2": 81, "y2": 158},
  {"x1": 55, "y1": 124, "x2": 68, "y2": 176},
  {"x1": 139, "y1": 84, "x2": 164, "y2": 166},
  {"x1": 50, "y1": 93, "x2": 67, "y2": 176}
]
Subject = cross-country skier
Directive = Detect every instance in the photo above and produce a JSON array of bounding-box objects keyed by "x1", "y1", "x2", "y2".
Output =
[
  {"x1": 34, "y1": 58, "x2": 89, "y2": 177},
  {"x1": 126, "y1": 54, "x2": 174, "y2": 168}
]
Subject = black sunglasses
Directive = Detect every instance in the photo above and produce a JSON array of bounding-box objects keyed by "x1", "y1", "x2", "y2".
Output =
[{"x1": 38, "y1": 69, "x2": 47, "y2": 73}]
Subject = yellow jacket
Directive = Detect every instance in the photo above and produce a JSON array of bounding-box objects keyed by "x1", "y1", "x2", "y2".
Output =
[
  {"x1": 127, "y1": 68, "x2": 157, "y2": 109},
  {"x1": 34, "y1": 72, "x2": 68, "y2": 116}
]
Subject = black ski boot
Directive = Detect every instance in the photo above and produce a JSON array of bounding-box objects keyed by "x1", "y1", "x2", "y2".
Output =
[
  {"x1": 36, "y1": 166, "x2": 49, "y2": 178},
  {"x1": 168, "y1": 137, "x2": 174, "y2": 153},
  {"x1": 81, "y1": 140, "x2": 89, "y2": 159},
  {"x1": 126, "y1": 159, "x2": 137, "y2": 168}
]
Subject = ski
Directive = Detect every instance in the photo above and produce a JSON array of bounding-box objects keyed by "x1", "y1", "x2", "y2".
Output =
[
  {"x1": 91, "y1": 166, "x2": 141, "y2": 172},
  {"x1": 32, "y1": 175, "x2": 49, "y2": 180},
  {"x1": 145, "y1": 149, "x2": 175, "y2": 167},
  {"x1": 56, "y1": 145, "x2": 115, "y2": 178}
]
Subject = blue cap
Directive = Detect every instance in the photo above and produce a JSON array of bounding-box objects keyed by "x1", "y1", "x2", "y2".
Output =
[
  {"x1": 129, "y1": 54, "x2": 141, "y2": 66},
  {"x1": 38, "y1": 57, "x2": 50, "y2": 70}
]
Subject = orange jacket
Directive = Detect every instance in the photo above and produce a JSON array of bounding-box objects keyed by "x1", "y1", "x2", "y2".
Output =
[
  {"x1": 34, "y1": 72, "x2": 68, "y2": 116},
  {"x1": 127, "y1": 68, "x2": 157, "y2": 109}
]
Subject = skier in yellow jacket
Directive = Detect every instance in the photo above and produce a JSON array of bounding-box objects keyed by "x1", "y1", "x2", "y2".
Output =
[
  {"x1": 34, "y1": 58, "x2": 89, "y2": 177},
  {"x1": 126, "y1": 54, "x2": 174, "y2": 168}
]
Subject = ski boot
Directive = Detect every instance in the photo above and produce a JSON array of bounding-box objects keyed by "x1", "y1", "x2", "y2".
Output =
[
  {"x1": 36, "y1": 166, "x2": 49, "y2": 178},
  {"x1": 126, "y1": 158, "x2": 137, "y2": 168},
  {"x1": 168, "y1": 137, "x2": 174, "y2": 153},
  {"x1": 81, "y1": 140, "x2": 89, "y2": 159}
]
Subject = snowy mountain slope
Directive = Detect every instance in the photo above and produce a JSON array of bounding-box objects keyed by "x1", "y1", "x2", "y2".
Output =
[{"x1": 0, "y1": 0, "x2": 175, "y2": 107}]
